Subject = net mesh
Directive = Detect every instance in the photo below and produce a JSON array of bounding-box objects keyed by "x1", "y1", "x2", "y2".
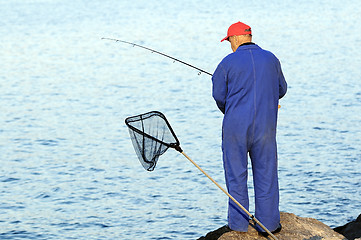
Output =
[{"x1": 125, "y1": 111, "x2": 181, "y2": 171}]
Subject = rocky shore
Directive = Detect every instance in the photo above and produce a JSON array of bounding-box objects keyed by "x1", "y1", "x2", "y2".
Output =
[{"x1": 198, "y1": 212, "x2": 361, "y2": 240}]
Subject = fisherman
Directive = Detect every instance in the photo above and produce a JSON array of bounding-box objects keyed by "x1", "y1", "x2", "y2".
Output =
[{"x1": 212, "y1": 21, "x2": 287, "y2": 236}]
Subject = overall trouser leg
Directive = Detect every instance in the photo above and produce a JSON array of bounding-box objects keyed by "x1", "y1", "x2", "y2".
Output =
[
  {"x1": 223, "y1": 136, "x2": 250, "y2": 231},
  {"x1": 249, "y1": 138, "x2": 280, "y2": 232}
]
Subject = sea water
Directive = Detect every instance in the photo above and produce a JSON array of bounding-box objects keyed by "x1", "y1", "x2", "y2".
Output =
[{"x1": 1, "y1": 0, "x2": 360, "y2": 239}]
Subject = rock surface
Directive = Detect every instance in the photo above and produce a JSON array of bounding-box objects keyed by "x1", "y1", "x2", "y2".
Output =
[{"x1": 198, "y1": 212, "x2": 347, "y2": 240}]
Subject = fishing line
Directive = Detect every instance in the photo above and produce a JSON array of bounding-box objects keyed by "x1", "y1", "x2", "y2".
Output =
[{"x1": 101, "y1": 37, "x2": 212, "y2": 76}]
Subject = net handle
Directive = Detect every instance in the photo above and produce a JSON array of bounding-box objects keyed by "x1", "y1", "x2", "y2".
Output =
[{"x1": 180, "y1": 151, "x2": 278, "y2": 240}]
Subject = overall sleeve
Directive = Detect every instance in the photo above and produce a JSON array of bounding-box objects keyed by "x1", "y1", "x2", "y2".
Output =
[
  {"x1": 212, "y1": 63, "x2": 228, "y2": 114},
  {"x1": 277, "y1": 61, "x2": 287, "y2": 99}
]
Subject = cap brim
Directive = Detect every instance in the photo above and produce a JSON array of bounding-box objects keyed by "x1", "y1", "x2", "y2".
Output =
[{"x1": 220, "y1": 36, "x2": 229, "y2": 42}]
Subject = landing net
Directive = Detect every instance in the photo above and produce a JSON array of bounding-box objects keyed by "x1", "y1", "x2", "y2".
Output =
[{"x1": 125, "y1": 111, "x2": 181, "y2": 171}]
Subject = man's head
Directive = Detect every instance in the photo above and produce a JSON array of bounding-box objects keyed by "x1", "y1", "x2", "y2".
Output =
[{"x1": 221, "y1": 22, "x2": 252, "y2": 52}]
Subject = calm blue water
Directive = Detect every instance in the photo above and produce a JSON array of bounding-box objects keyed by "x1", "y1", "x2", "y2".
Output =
[{"x1": 1, "y1": 0, "x2": 360, "y2": 239}]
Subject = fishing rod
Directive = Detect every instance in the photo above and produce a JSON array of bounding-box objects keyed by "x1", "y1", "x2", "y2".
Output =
[
  {"x1": 101, "y1": 37, "x2": 212, "y2": 76},
  {"x1": 102, "y1": 37, "x2": 281, "y2": 109}
]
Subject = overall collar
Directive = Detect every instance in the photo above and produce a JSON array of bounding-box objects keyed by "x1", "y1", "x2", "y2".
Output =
[
  {"x1": 240, "y1": 42, "x2": 255, "y2": 47},
  {"x1": 236, "y1": 42, "x2": 256, "y2": 51}
]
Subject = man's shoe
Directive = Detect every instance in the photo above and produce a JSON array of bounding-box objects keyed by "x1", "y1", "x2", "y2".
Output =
[{"x1": 258, "y1": 223, "x2": 282, "y2": 237}]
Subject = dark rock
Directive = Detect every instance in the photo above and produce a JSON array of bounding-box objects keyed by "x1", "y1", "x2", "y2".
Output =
[
  {"x1": 197, "y1": 225, "x2": 232, "y2": 240},
  {"x1": 334, "y1": 214, "x2": 361, "y2": 240}
]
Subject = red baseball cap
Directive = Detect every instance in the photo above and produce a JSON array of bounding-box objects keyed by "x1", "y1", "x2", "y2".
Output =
[{"x1": 221, "y1": 22, "x2": 252, "y2": 42}]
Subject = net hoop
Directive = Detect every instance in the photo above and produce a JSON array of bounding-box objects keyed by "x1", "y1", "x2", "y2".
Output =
[{"x1": 125, "y1": 111, "x2": 181, "y2": 150}]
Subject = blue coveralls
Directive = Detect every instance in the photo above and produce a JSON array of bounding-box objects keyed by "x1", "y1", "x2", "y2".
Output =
[{"x1": 212, "y1": 43, "x2": 287, "y2": 232}]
